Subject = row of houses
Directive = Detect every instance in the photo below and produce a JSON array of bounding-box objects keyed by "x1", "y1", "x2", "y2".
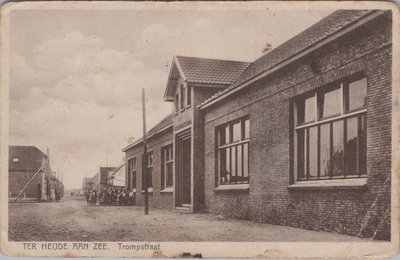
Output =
[
  {"x1": 118, "y1": 10, "x2": 392, "y2": 240},
  {"x1": 8, "y1": 145, "x2": 64, "y2": 201},
  {"x1": 83, "y1": 165, "x2": 126, "y2": 195}
]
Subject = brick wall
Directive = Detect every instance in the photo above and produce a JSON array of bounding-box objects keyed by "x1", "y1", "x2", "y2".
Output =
[
  {"x1": 125, "y1": 127, "x2": 174, "y2": 209},
  {"x1": 192, "y1": 87, "x2": 222, "y2": 212},
  {"x1": 202, "y1": 13, "x2": 392, "y2": 240},
  {"x1": 9, "y1": 171, "x2": 43, "y2": 198}
]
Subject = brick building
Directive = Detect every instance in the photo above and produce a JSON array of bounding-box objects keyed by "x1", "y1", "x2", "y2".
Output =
[
  {"x1": 123, "y1": 10, "x2": 392, "y2": 239},
  {"x1": 81, "y1": 177, "x2": 91, "y2": 194},
  {"x1": 123, "y1": 114, "x2": 174, "y2": 209},
  {"x1": 88, "y1": 167, "x2": 118, "y2": 193},
  {"x1": 8, "y1": 145, "x2": 52, "y2": 200}
]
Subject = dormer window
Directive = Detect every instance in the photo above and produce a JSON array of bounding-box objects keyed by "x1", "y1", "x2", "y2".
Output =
[
  {"x1": 12, "y1": 157, "x2": 19, "y2": 162},
  {"x1": 180, "y1": 84, "x2": 185, "y2": 110},
  {"x1": 187, "y1": 86, "x2": 191, "y2": 107}
]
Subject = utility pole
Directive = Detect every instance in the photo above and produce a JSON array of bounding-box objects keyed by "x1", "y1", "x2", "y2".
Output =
[{"x1": 142, "y1": 88, "x2": 149, "y2": 215}]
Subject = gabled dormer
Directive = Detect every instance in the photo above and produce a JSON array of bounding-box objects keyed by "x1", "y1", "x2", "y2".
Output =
[{"x1": 164, "y1": 56, "x2": 250, "y2": 115}]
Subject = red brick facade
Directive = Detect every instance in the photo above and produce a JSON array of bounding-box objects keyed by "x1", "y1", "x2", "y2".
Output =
[
  {"x1": 124, "y1": 11, "x2": 392, "y2": 240},
  {"x1": 124, "y1": 126, "x2": 174, "y2": 209},
  {"x1": 8, "y1": 171, "x2": 44, "y2": 198},
  {"x1": 202, "y1": 13, "x2": 391, "y2": 240}
]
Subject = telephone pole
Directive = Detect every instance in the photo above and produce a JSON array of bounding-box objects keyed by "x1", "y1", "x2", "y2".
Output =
[{"x1": 142, "y1": 88, "x2": 149, "y2": 215}]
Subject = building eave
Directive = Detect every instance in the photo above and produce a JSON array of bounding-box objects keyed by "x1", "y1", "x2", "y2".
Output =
[
  {"x1": 121, "y1": 123, "x2": 173, "y2": 152},
  {"x1": 187, "y1": 82, "x2": 230, "y2": 88},
  {"x1": 164, "y1": 56, "x2": 186, "y2": 102}
]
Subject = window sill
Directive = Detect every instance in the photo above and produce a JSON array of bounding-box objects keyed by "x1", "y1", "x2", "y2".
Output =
[
  {"x1": 141, "y1": 188, "x2": 153, "y2": 194},
  {"x1": 287, "y1": 178, "x2": 367, "y2": 190},
  {"x1": 160, "y1": 187, "x2": 173, "y2": 193},
  {"x1": 213, "y1": 184, "x2": 249, "y2": 192}
]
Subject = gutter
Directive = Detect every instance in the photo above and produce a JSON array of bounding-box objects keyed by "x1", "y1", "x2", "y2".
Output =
[{"x1": 199, "y1": 10, "x2": 384, "y2": 110}]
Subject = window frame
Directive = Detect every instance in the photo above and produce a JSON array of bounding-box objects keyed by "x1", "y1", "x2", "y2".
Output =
[
  {"x1": 216, "y1": 116, "x2": 250, "y2": 186},
  {"x1": 180, "y1": 84, "x2": 185, "y2": 111},
  {"x1": 128, "y1": 157, "x2": 137, "y2": 191},
  {"x1": 142, "y1": 151, "x2": 153, "y2": 190},
  {"x1": 294, "y1": 75, "x2": 367, "y2": 182},
  {"x1": 186, "y1": 85, "x2": 191, "y2": 108},
  {"x1": 161, "y1": 144, "x2": 174, "y2": 190}
]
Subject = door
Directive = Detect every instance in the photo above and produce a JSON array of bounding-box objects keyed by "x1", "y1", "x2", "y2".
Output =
[{"x1": 176, "y1": 130, "x2": 191, "y2": 207}]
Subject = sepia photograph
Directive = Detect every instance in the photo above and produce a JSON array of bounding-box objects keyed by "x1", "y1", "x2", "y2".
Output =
[{"x1": 0, "y1": 1, "x2": 398, "y2": 258}]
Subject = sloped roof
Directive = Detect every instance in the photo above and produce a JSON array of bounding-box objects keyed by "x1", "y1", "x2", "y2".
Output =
[
  {"x1": 200, "y1": 9, "x2": 378, "y2": 108},
  {"x1": 108, "y1": 163, "x2": 126, "y2": 187},
  {"x1": 99, "y1": 166, "x2": 118, "y2": 184},
  {"x1": 107, "y1": 164, "x2": 125, "y2": 178},
  {"x1": 164, "y1": 56, "x2": 249, "y2": 101},
  {"x1": 89, "y1": 172, "x2": 99, "y2": 184},
  {"x1": 147, "y1": 113, "x2": 174, "y2": 137},
  {"x1": 175, "y1": 56, "x2": 250, "y2": 85},
  {"x1": 121, "y1": 113, "x2": 174, "y2": 152},
  {"x1": 9, "y1": 146, "x2": 47, "y2": 172}
]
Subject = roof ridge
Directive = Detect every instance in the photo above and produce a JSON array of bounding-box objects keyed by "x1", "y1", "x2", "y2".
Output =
[
  {"x1": 246, "y1": 10, "x2": 374, "y2": 70},
  {"x1": 175, "y1": 55, "x2": 250, "y2": 64},
  {"x1": 199, "y1": 9, "x2": 378, "y2": 108}
]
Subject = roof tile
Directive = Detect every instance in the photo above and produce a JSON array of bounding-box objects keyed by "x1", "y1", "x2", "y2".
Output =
[
  {"x1": 200, "y1": 10, "x2": 375, "y2": 107},
  {"x1": 176, "y1": 56, "x2": 250, "y2": 85}
]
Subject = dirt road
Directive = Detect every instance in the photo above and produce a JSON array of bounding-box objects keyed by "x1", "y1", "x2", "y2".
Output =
[{"x1": 9, "y1": 197, "x2": 364, "y2": 241}]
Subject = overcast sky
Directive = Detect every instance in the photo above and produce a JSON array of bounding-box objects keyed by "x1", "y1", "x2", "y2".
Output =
[{"x1": 9, "y1": 7, "x2": 334, "y2": 189}]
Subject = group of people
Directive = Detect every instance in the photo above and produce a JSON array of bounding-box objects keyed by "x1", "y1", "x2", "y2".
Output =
[
  {"x1": 85, "y1": 187, "x2": 135, "y2": 206},
  {"x1": 85, "y1": 190, "x2": 98, "y2": 206}
]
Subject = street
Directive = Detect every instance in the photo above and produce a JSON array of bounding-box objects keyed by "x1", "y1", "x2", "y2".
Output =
[{"x1": 9, "y1": 197, "x2": 365, "y2": 241}]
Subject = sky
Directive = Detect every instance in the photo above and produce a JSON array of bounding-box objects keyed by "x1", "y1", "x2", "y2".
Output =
[{"x1": 9, "y1": 6, "x2": 334, "y2": 189}]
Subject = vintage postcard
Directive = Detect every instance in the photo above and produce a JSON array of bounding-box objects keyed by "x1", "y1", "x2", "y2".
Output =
[{"x1": 0, "y1": 1, "x2": 399, "y2": 258}]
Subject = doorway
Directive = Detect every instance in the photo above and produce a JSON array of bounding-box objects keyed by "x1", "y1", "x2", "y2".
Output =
[{"x1": 175, "y1": 129, "x2": 191, "y2": 208}]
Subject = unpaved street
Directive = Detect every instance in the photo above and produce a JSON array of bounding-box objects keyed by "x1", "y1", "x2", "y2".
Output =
[{"x1": 9, "y1": 197, "x2": 364, "y2": 241}]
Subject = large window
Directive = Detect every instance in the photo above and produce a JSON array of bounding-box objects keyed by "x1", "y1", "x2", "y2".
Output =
[
  {"x1": 295, "y1": 76, "x2": 367, "y2": 180},
  {"x1": 161, "y1": 144, "x2": 173, "y2": 190},
  {"x1": 128, "y1": 158, "x2": 136, "y2": 191},
  {"x1": 142, "y1": 152, "x2": 153, "y2": 190},
  {"x1": 217, "y1": 117, "x2": 250, "y2": 185}
]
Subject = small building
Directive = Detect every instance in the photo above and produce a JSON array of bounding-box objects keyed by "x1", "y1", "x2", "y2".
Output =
[
  {"x1": 88, "y1": 167, "x2": 118, "y2": 193},
  {"x1": 9, "y1": 145, "x2": 63, "y2": 201},
  {"x1": 107, "y1": 164, "x2": 126, "y2": 188},
  {"x1": 9, "y1": 146, "x2": 50, "y2": 199},
  {"x1": 88, "y1": 173, "x2": 100, "y2": 193},
  {"x1": 66, "y1": 188, "x2": 81, "y2": 196},
  {"x1": 81, "y1": 177, "x2": 91, "y2": 195},
  {"x1": 122, "y1": 10, "x2": 392, "y2": 240}
]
